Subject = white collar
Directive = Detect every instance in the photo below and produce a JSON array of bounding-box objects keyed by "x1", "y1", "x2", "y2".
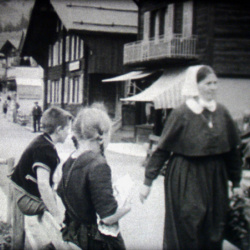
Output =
[
  {"x1": 199, "y1": 98, "x2": 217, "y2": 112},
  {"x1": 43, "y1": 133, "x2": 55, "y2": 146},
  {"x1": 186, "y1": 98, "x2": 217, "y2": 114}
]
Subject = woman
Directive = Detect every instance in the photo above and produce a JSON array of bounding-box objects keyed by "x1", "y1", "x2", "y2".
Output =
[
  {"x1": 57, "y1": 104, "x2": 131, "y2": 250},
  {"x1": 139, "y1": 65, "x2": 242, "y2": 250}
]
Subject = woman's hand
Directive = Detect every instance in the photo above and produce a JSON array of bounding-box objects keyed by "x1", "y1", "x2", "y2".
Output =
[{"x1": 139, "y1": 184, "x2": 151, "y2": 204}]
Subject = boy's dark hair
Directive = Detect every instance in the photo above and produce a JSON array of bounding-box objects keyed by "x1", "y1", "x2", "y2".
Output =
[{"x1": 41, "y1": 107, "x2": 73, "y2": 134}]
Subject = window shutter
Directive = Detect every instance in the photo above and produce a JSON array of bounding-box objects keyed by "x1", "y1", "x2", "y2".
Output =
[
  {"x1": 182, "y1": 1, "x2": 193, "y2": 37},
  {"x1": 47, "y1": 80, "x2": 51, "y2": 103},
  {"x1": 155, "y1": 11, "x2": 160, "y2": 43},
  {"x1": 64, "y1": 76, "x2": 68, "y2": 103},
  {"x1": 143, "y1": 11, "x2": 150, "y2": 41},
  {"x1": 164, "y1": 4, "x2": 174, "y2": 39},
  {"x1": 65, "y1": 36, "x2": 70, "y2": 62},
  {"x1": 80, "y1": 39, "x2": 84, "y2": 58},
  {"x1": 53, "y1": 42, "x2": 58, "y2": 66},
  {"x1": 79, "y1": 74, "x2": 83, "y2": 103},
  {"x1": 58, "y1": 78, "x2": 62, "y2": 103},
  {"x1": 71, "y1": 36, "x2": 75, "y2": 61},
  {"x1": 48, "y1": 45, "x2": 52, "y2": 67}
]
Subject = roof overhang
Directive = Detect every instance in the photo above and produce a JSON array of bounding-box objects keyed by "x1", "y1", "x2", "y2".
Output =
[
  {"x1": 51, "y1": 0, "x2": 138, "y2": 34},
  {"x1": 102, "y1": 71, "x2": 154, "y2": 82}
]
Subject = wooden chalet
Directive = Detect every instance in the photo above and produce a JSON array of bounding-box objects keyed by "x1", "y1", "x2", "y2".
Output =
[
  {"x1": 0, "y1": 31, "x2": 25, "y2": 91},
  {"x1": 21, "y1": 0, "x2": 138, "y2": 118},
  {"x1": 123, "y1": 0, "x2": 250, "y2": 75},
  {"x1": 105, "y1": 0, "x2": 250, "y2": 140}
]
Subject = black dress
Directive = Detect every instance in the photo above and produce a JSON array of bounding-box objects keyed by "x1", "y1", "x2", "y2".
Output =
[
  {"x1": 145, "y1": 102, "x2": 242, "y2": 250},
  {"x1": 57, "y1": 151, "x2": 126, "y2": 250}
]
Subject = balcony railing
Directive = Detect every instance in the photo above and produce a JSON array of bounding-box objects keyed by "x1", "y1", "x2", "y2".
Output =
[{"x1": 123, "y1": 34, "x2": 198, "y2": 64}]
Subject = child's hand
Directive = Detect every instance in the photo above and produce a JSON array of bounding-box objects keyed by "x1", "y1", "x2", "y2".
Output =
[
  {"x1": 120, "y1": 194, "x2": 132, "y2": 213},
  {"x1": 53, "y1": 212, "x2": 65, "y2": 229}
]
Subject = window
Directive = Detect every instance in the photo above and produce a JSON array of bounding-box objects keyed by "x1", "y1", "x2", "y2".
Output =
[
  {"x1": 49, "y1": 35, "x2": 85, "y2": 66},
  {"x1": 159, "y1": 8, "x2": 166, "y2": 36},
  {"x1": 150, "y1": 10, "x2": 157, "y2": 38},
  {"x1": 144, "y1": 6, "x2": 173, "y2": 40},
  {"x1": 47, "y1": 79, "x2": 61, "y2": 104},
  {"x1": 65, "y1": 75, "x2": 83, "y2": 104},
  {"x1": 48, "y1": 41, "x2": 61, "y2": 66},
  {"x1": 65, "y1": 35, "x2": 84, "y2": 62}
]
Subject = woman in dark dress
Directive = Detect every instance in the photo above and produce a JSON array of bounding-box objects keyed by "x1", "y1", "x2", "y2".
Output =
[
  {"x1": 139, "y1": 65, "x2": 243, "y2": 250},
  {"x1": 57, "y1": 105, "x2": 131, "y2": 250}
]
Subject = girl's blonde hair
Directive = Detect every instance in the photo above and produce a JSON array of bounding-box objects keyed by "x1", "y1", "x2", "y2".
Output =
[{"x1": 73, "y1": 103, "x2": 111, "y2": 141}]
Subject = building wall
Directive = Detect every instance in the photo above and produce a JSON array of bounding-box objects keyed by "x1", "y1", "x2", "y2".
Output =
[
  {"x1": 212, "y1": 2, "x2": 250, "y2": 76},
  {"x1": 194, "y1": 1, "x2": 250, "y2": 76},
  {"x1": 85, "y1": 34, "x2": 135, "y2": 75},
  {"x1": 89, "y1": 74, "x2": 117, "y2": 118}
]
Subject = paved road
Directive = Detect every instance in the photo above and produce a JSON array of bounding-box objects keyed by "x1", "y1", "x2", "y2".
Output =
[{"x1": 0, "y1": 114, "x2": 238, "y2": 250}]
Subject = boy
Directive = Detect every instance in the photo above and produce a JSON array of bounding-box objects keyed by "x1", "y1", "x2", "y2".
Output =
[{"x1": 11, "y1": 107, "x2": 73, "y2": 225}]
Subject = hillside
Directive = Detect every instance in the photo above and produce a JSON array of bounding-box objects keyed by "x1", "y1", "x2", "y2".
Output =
[{"x1": 0, "y1": 0, "x2": 34, "y2": 32}]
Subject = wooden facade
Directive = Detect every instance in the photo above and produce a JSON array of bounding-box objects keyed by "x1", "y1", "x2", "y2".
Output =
[
  {"x1": 128, "y1": 0, "x2": 250, "y2": 76},
  {"x1": 21, "y1": 0, "x2": 137, "y2": 117},
  {"x1": 121, "y1": 0, "x2": 250, "y2": 136}
]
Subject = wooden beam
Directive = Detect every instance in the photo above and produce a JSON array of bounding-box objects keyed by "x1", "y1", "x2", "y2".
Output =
[{"x1": 7, "y1": 158, "x2": 25, "y2": 250}]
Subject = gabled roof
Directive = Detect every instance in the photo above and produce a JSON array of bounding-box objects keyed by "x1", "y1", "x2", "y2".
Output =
[
  {"x1": 0, "y1": 30, "x2": 25, "y2": 50},
  {"x1": 51, "y1": 0, "x2": 138, "y2": 34}
]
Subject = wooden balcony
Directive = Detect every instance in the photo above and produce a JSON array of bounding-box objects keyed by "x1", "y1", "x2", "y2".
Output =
[{"x1": 123, "y1": 34, "x2": 198, "y2": 65}]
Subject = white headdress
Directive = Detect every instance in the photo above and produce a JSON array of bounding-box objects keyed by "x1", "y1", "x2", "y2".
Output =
[{"x1": 181, "y1": 65, "x2": 217, "y2": 97}]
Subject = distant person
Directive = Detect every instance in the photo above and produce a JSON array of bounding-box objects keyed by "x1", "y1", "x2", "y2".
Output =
[
  {"x1": 139, "y1": 65, "x2": 242, "y2": 250},
  {"x1": 57, "y1": 104, "x2": 131, "y2": 249},
  {"x1": 3, "y1": 100, "x2": 8, "y2": 117},
  {"x1": 32, "y1": 102, "x2": 42, "y2": 132},
  {"x1": 10, "y1": 107, "x2": 73, "y2": 226}
]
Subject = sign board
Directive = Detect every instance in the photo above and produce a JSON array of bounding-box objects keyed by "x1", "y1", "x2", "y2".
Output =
[{"x1": 69, "y1": 60, "x2": 80, "y2": 72}]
